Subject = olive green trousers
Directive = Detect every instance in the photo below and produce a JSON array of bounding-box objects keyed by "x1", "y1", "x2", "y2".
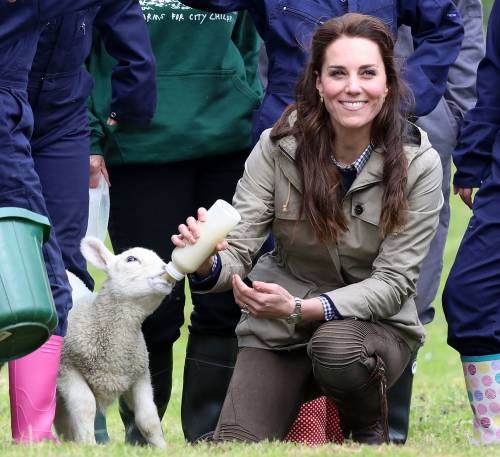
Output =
[{"x1": 213, "y1": 320, "x2": 413, "y2": 442}]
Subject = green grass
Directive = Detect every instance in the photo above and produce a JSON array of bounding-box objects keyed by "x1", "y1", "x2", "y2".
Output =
[{"x1": 484, "y1": 0, "x2": 494, "y2": 28}]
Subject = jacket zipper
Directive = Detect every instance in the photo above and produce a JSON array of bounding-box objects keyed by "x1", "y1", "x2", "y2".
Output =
[{"x1": 282, "y1": 6, "x2": 324, "y2": 26}]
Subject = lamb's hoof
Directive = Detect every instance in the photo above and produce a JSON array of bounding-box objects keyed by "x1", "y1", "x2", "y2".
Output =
[{"x1": 151, "y1": 438, "x2": 167, "y2": 449}]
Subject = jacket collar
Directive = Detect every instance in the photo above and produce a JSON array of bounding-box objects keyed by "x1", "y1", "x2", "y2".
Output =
[
  {"x1": 278, "y1": 134, "x2": 297, "y2": 159},
  {"x1": 277, "y1": 122, "x2": 426, "y2": 197},
  {"x1": 277, "y1": 134, "x2": 385, "y2": 195},
  {"x1": 345, "y1": 147, "x2": 384, "y2": 196},
  {"x1": 277, "y1": 136, "x2": 301, "y2": 192}
]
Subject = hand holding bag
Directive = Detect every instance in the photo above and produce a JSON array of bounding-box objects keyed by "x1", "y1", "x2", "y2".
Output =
[{"x1": 86, "y1": 172, "x2": 109, "y2": 242}]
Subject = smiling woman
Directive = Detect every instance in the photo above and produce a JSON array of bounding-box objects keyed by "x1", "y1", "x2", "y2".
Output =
[
  {"x1": 272, "y1": 13, "x2": 414, "y2": 242},
  {"x1": 316, "y1": 37, "x2": 388, "y2": 150},
  {"x1": 170, "y1": 13, "x2": 443, "y2": 445}
]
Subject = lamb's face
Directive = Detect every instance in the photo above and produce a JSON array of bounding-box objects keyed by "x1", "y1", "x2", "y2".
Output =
[
  {"x1": 80, "y1": 237, "x2": 175, "y2": 315},
  {"x1": 109, "y1": 247, "x2": 174, "y2": 300}
]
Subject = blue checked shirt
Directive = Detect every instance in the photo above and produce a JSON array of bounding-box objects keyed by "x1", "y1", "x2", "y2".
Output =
[{"x1": 330, "y1": 143, "x2": 373, "y2": 174}]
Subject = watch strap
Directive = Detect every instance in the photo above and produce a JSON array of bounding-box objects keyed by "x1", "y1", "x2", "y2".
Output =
[{"x1": 286, "y1": 297, "x2": 302, "y2": 324}]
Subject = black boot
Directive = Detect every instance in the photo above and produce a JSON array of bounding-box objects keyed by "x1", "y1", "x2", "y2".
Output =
[
  {"x1": 387, "y1": 356, "x2": 416, "y2": 444},
  {"x1": 335, "y1": 355, "x2": 389, "y2": 445},
  {"x1": 181, "y1": 333, "x2": 238, "y2": 443},
  {"x1": 119, "y1": 347, "x2": 173, "y2": 445}
]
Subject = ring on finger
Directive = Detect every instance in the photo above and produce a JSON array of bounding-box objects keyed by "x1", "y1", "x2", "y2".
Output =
[{"x1": 241, "y1": 304, "x2": 250, "y2": 314}]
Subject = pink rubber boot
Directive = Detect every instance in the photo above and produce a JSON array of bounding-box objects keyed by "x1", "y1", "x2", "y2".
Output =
[{"x1": 8, "y1": 335, "x2": 63, "y2": 443}]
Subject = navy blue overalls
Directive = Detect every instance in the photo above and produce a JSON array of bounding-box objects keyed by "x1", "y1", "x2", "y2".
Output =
[
  {"x1": 0, "y1": 0, "x2": 111, "y2": 336},
  {"x1": 28, "y1": 2, "x2": 156, "y2": 291},
  {"x1": 182, "y1": 0, "x2": 464, "y2": 143},
  {"x1": 28, "y1": 9, "x2": 101, "y2": 291},
  {"x1": 443, "y1": 0, "x2": 500, "y2": 357}
]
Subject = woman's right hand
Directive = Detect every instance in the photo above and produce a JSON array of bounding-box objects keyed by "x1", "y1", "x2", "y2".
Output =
[{"x1": 171, "y1": 208, "x2": 229, "y2": 277}]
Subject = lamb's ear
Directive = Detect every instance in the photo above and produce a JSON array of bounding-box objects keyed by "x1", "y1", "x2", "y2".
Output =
[{"x1": 80, "y1": 236, "x2": 114, "y2": 271}]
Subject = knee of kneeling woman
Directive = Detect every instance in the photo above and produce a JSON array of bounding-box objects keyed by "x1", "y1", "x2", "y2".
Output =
[{"x1": 308, "y1": 321, "x2": 373, "y2": 395}]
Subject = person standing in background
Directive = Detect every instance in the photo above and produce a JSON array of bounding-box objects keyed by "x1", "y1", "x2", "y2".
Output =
[
  {"x1": 28, "y1": 1, "x2": 156, "y2": 313},
  {"x1": 0, "y1": 0, "x2": 140, "y2": 444},
  {"x1": 180, "y1": 0, "x2": 464, "y2": 143},
  {"x1": 443, "y1": 0, "x2": 500, "y2": 445},
  {"x1": 387, "y1": 0, "x2": 484, "y2": 443},
  {"x1": 20, "y1": 1, "x2": 156, "y2": 444},
  {"x1": 87, "y1": 1, "x2": 262, "y2": 443},
  {"x1": 28, "y1": 0, "x2": 156, "y2": 290}
]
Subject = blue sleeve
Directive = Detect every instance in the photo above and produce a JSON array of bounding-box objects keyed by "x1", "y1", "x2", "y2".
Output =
[
  {"x1": 443, "y1": 0, "x2": 484, "y2": 122},
  {"x1": 397, "y1": 0, "x2": 464, "y2": 117},
  {"x1": 188, "y1": 254, "x2": 222, "y2": 291},
  {"x1": 179, "y1": 0, "x2": 249, "y2": 13},
  {"x1": 1, "y1": 0, "x2": 101, "y2": 37},
  {"x1": 453, "y1": 0, "x2": 500, "y2": 188},
  {"x1": 37, "y1": 0, "x2": 102, "y2": 21},
  {"x1": 93, "y1": 0, "x2": 157, "y2": 125}
]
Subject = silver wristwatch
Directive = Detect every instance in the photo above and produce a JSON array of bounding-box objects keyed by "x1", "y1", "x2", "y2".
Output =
[{"x1": 286, "y1": 297, "x2": 302, "y2": 324}]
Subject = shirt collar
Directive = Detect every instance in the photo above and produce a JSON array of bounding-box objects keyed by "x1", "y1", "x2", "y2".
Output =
[{"x1": 331, "y1": 143, "x2": 373, "y2": 175}]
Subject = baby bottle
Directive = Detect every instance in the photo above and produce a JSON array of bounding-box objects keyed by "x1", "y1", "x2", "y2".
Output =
[{"x1": 164, "y1": 199, "x2": 241, "y2": 282}]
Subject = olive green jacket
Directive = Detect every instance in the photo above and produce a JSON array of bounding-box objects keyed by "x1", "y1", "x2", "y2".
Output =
[{"x1": 209, "y1": 124, "x2": 443, "y2": 351}]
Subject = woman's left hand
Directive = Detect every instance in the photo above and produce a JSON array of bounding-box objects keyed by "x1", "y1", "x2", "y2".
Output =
[{"x1": 232, "y1": 274, "x2": 295, "y2": 319}]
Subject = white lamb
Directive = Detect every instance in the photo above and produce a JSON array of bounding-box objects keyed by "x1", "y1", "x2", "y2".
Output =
[{"x1": 54, "y1": 236, "x2": 174, "y2": 447}]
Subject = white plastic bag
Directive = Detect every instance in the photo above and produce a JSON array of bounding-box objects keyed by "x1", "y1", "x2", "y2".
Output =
[
  {"x1": 86, "y1": 172, "x2": 110, "y2": 242},
  {"x1": 67, "y1": 270, "x2": 95, "y2": 305}
]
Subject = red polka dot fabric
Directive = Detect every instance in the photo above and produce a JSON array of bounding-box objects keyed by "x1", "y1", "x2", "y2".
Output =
[{"x1": 285, "y1": 396, "x2": 344, "y2": 445}]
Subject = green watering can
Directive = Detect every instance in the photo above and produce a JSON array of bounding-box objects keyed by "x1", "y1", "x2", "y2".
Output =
[{"x1": 0, "y1": 208, "x2": 58, "y2": 363}]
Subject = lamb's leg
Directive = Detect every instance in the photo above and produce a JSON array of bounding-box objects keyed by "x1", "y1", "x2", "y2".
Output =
[
  {"x1": 123, "y1": 372, "x2": 166, "y2": 448},
  {"x1": 57, "y1": 368, "x2": 97, "y2": 444}
]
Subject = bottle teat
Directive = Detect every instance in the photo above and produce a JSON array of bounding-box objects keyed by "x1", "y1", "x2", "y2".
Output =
[{"x1": 164, "y1": 261, "x2": 185, "y2": 282}]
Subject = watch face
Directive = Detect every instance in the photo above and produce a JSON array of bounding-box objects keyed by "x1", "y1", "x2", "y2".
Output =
[
  {"x1": 287, "y1": 297, "x2": 302, "y2": 324},
  {"x1": 286, "y1": 297, "x2": 302, "y2": 324}
]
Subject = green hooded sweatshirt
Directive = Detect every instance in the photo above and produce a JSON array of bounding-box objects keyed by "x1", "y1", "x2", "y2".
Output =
[{"x1": 87, "y1": 1, "x2": 262, "y2": 165}]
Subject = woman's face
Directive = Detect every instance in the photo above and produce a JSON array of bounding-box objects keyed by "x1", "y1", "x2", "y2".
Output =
[{"x1": 316, "y1": 36, "x2": 388, "y2": 137}]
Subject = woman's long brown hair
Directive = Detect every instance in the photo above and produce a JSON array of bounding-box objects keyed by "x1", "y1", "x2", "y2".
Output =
[{"x1": 271, "y1": 13, "x2": 414, "y2": 241}]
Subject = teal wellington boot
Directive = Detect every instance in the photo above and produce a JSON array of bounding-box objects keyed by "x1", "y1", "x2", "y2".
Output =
[{"x1": 94, "y1": 412, "x2": 110, "y2": 444}]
